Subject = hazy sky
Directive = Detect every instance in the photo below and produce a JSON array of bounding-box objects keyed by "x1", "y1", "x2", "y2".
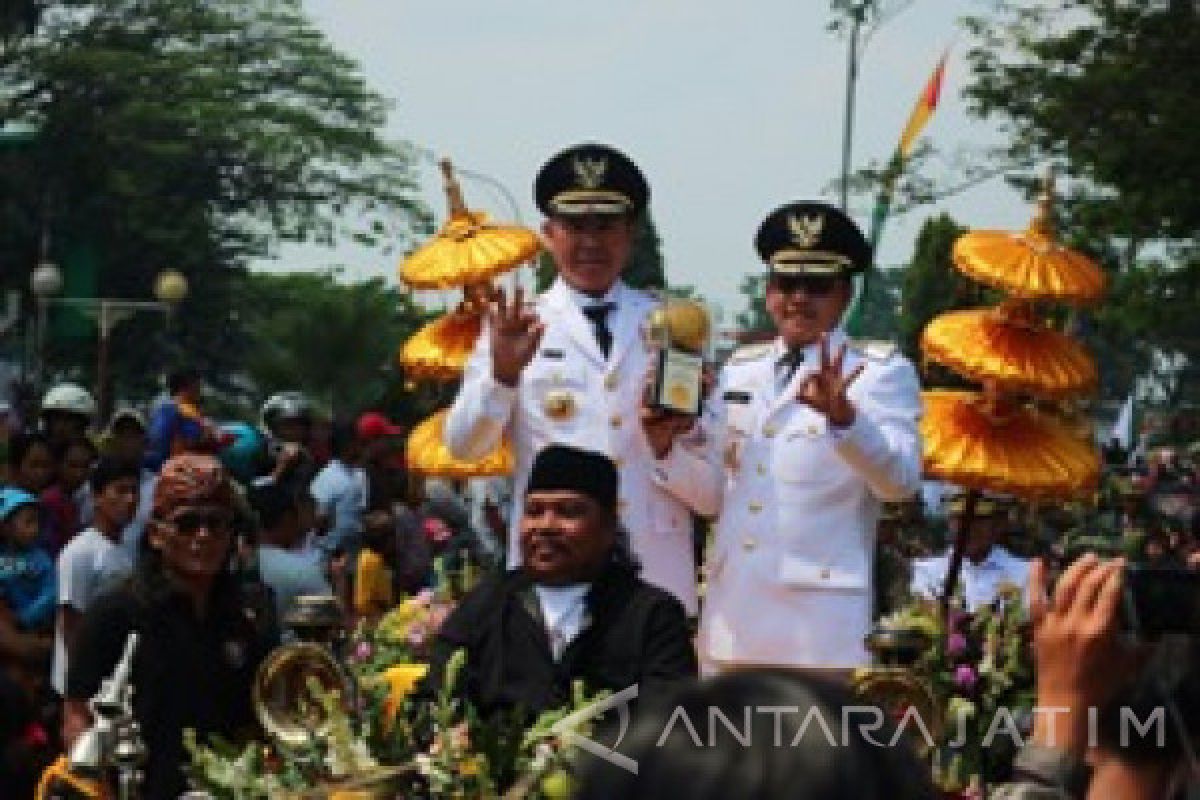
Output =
[{"x1": 266, "y1": 1, "x2": 1034, "y2": 323}]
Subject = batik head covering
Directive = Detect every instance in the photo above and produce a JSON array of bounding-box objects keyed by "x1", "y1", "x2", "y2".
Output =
[{"x1": 152, "y1": 453, "x2": 234, "y2": 518}]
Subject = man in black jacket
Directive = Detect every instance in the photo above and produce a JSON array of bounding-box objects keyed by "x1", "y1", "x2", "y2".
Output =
[{"x1": 425, "y1": 444, "x2": 696, "y2": 717}]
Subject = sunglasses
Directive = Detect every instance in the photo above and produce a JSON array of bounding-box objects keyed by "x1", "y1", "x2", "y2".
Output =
[
  {"x1": 768, "y1": 274, "x2": 844, "y2": 296},
  {"x1": 159, "y1": 509, "x2": 235, "y2": 537},
  {"x1": 556, "y1": 215, "x2": 627, "y2": 234}
]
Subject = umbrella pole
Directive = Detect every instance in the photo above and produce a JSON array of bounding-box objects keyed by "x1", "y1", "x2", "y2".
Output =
[{"x1": 940, "y1": 488, "x2": 980, "y2": 618}]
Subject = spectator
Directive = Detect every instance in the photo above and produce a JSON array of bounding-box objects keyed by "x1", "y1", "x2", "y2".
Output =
[
  {"x1": 38, "y1": 384, "x2": 95, "y2": 452},
  {"x1": 353, "y1": 507, "x2": 396, "y2": 622},
  {"x1": 6, "y1": 431, "x2": 56, "y2": 497},
  {"x1": 51, "y1": 458, "x2": 140, "y2": 696},
  {"x1": 63, "y1": 454, "x2": 274, "y2": 798},
  {"x1": 0, "y1": 488, "x2": 56, "y2": 633},
  {"x1": 40, "y1": 436, "x2": 97, "y2": 556},
  {"x1": 248, "y1": 483, "x2": 330, "y2": 629},
  {"x1": 993, "y1": 555, "x2": 1198, "y2": 799},
  {"x1": 145, "y1": 369, "x2": 223, "y2": 470},
  {"x1": 101, "y1": 409, "x2": 157, "y2": 562},
  {"x1": 308, "y1": 418, "x2": 367, "y2": 564}
]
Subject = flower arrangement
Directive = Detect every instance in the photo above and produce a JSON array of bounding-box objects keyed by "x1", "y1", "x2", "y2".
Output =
[{"x1": 875, "y1": 585, "x2": 1035, "y2": 794}]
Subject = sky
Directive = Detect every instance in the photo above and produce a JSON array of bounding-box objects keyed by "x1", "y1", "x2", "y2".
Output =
[{"x1": 262, "y1": 0, "x2": 1035, "y2": 325}]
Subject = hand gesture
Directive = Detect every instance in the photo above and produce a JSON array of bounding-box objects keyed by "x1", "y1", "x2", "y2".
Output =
[
  {"x1": 639, "y1": 364, "x2": 706, "y2": 459},
  {"x1": 796, "y1": 333, "x2": 863, "y2": 428},
  {"x1": 487, "y1": 286, "x2": 545, "y2": 387}
]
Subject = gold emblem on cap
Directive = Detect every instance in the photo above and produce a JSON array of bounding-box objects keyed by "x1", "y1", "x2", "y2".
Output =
[
  {"x1": 788, "y1": 213, "x2": 824, "y2": 249},
  {"x1": 543, "y1": 389, "x2": 575, "y2": 420},
  {"x1": 573, "y1": 156, "x2": 608, "y2": 190}
]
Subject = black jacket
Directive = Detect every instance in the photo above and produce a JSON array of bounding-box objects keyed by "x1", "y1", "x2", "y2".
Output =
[{"x1": 424, "y1": 561, "x2": 697, "y2": 718}]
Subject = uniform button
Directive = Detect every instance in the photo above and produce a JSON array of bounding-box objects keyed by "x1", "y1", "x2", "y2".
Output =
[
  {"x1": 614, "y1": 457, "x2": 624, "y2": 468},
  {"x1": 820, "y1": 567, "x2": 831, "y2": 580},
  {"x1": 748, "y1": 501, "x2": 763, "y2": 513},
  {"x1": 610, "y1": 415, "x2": 622, "y2": 429},
  {"x1": 763, "y1": 425, "x2": 777, "y2": 438},
  {"x1": 604, "y1": 374, "x2": 618, "y2": 390},
  {"x1": 756, "y1": 464, "x2": 767, "y2": 476},
  {"x1": 617, "y1": 499, "x2": 628, "y2": 512},
  {"x1": 807, "y1": 424, "x2": 820, "y2": 436},
  {"x1": 742, "y1": 537, "x2": 757, "y2": 551}
]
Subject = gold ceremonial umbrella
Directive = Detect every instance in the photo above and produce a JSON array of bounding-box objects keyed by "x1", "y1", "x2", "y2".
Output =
[
  {"x1": 920, "y1": 304, "x2": 1097, "y2": 399},
  {"x1": 406, "y1": 409, "x2": 513, "y2": 478},
  {"x1": 399, "y1": 160, "x2": 540, "y2": 290},
  {"x1": 951, "y1": 172, "x2": 1106, "y2": 305},
  {"x1": 398, "y1": 310, "x2": 482, "y2": 382},
  {"x1": 921, "y1": 390, "x2": 1101, "y2": 501}
]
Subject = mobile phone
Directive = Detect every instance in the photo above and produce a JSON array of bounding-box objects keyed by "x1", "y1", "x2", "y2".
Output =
[{"x1": 1121, "y1": 565, "x2": 1200, "y2": 637}]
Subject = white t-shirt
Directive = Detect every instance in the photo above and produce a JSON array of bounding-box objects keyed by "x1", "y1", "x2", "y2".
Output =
[
  {"x1": 309, "y1": 459, "x2": 368, "y2": 557},
  {"x1": 52, "y1": 527, "x2": 134, "y2": 693}
]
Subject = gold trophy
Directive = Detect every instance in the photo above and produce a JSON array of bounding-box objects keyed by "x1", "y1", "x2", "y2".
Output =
[{"x1": 643, "y1": 295, "x2": 711, "y2": 415}]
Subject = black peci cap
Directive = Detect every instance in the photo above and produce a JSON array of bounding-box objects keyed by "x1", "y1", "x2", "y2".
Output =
[{"x1": 526, "y1": 444, "x2": 619, "y2": 512}]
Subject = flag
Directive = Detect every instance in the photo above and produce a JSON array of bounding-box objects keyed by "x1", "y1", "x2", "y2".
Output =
[
  {"x1": 846, "y1": 50, "x2": 949, "y2": 335},
  {"x1": 897, "y1": 50, "x2": 949, "y2": 159},
  {"x1": 1110, "y1": 392, "x2": 1135, "y2": 451}
]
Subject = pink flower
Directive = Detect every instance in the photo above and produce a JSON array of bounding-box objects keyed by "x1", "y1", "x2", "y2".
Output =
[
  {"x1": 422, "y1": 517, "x2": 453, "y2": 544},
  {"x1": 354, "y1": 640, "x2": 373, "y2": 662},
  {"x1": 953, "y1": 664, "x2": 978, "y2": 692},
  {"x1": 946, "y1": 633, "x2": 969, "y2": 658}
]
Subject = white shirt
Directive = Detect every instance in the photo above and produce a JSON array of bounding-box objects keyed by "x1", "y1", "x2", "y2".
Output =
[
  {"x1": 53, "y1": 527, "x2": 134, "y2": 693},
  {"x1": 910, "y1": 546, "x2": 1030, "y2": 611},
  {"x1": 533, "y1": 583, "x2": 590, "y2": 660},
  {"x1": 309, "y1": 459, "x2": 368, "y2": 557}
]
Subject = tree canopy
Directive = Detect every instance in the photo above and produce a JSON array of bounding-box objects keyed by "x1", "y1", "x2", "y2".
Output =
[{"x1": 0, "y1": 0, "x2": 428, "y2": 388}]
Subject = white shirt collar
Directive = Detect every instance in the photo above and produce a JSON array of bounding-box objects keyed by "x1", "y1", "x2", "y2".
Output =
[{"x1": 558, "y1": 277, "x2": 624, "y2": 310}]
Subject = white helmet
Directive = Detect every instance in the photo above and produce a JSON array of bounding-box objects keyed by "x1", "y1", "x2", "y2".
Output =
[
  {"x1": 260, "y1": 390, "x2": 313, "y2": 433},
  {"x1": 41, "y1": 383, "x2": 96, "y2": 419}
]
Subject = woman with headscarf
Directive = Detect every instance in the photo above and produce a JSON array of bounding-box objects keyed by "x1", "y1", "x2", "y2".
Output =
[{"x1": 62, "y1": 453, "x2": 276, "y2": 798}]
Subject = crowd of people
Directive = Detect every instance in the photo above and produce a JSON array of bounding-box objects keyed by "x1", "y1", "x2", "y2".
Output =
[
  {"x1": 0, "y1": 141, "x2": 1195, "y2": 798},
  {"x1": 0, "y1": 378, "x2": 501, "y2": 796}
]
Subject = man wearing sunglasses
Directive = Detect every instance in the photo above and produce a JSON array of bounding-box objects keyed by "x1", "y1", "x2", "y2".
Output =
[
  {"x1": 445, "y1": 143, "x2": 713, "y2": 616},
  {"x1": 695, "y1": 201, "x2": 923, "y2": 676}
]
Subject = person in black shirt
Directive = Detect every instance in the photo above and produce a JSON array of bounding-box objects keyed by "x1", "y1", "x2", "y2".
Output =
[
  {"x1": 424, "y1": 444, "x2": 697, "y2": 718},
  {"x1": 63, "y1": 454, "x2": 275, "y2": 798}
]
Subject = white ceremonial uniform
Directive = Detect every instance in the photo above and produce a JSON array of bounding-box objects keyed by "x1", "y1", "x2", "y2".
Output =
[
  {"x1": 692, "y1": 329, "x2": 923, "y2": 669},
  {"x1": 910, "y1": 546, "x2": 1030, "y2": 611},
  {"x1": 444, "y1": 278, "x2": 714, "y2": 613}
]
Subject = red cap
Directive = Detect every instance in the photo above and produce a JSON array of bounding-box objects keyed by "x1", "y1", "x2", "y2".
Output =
[{"x1": 356, "y1": 411, "x2": 405, "y2": 440}]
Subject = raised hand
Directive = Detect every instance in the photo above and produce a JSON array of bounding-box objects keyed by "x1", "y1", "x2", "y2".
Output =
[
  {"x1": 796, "y1": 333, "x2": 864, "y2": 427},
  {"x1": 487, "y1": 286, "x2": 545, "y2": 387}
]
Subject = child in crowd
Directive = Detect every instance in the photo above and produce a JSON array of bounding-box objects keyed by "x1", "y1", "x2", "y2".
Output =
[
  {"x1": 0, "y1": 489, "x2": 56, "y2": 634},
  {"x1": 353, "y1": 507, "x2": 396, "y2": 622},
  {"x1": 51, "y1": 458, "x2": 140, "y2": 696}
]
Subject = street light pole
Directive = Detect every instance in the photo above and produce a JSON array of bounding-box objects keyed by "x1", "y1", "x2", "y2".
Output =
[{"x1": 839, "y1": 1, "x2": 869, "y2": 212}]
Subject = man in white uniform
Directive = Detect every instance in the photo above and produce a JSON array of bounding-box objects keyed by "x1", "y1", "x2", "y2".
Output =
[
  {"x1": 444, "y1": 143, "x2": 712, "y2": 614},
  {"x1": 692, "y1": 201, "x2": 923, "y2": 673},
  {"x1": 910, "y1": 492, "x2": 1030, "y2": 611}
]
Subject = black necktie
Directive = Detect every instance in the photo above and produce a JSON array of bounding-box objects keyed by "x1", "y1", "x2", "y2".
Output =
[
  {"x1": 582, "y1": 303, "x2": 616, "y2": 358},
  {"x1": 777, "y1": 348, "x2": 805, "y2": 387}
]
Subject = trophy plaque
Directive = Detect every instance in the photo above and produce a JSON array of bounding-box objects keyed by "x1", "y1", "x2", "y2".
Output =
[{"x1": 644, "y1": 296, "x2": 711, "y2": 416}]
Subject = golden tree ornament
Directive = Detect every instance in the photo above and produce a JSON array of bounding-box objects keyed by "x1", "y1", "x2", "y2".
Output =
[
  {"x1": 920, "y1": 303, "x2": 1097, "y2": 400},
  {"x1": 398, "y1": 310, "x2": 482, "y2": 382},
  {"x1": 951, "y1": 172, "x2": 1106, "y2": 306},
  {"x1": 399, "y1": 160, "x2": 540, "y2": 290},
  {"x1": 921, "y1": 390, "x2": 1101, "y2": 501},
  {"x1": 406, "y1": 409, "x2": 513, "y2": 478}
]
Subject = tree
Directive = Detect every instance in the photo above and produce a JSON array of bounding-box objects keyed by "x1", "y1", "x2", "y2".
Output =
[
  {"x1": 233, "y1": 271, "x2": 433, "y2": 418},
  {"x1": 0, "y1": 0, "x2": 428, "y2": 387},
  {"x1": 961, "y1": 1, "x2": 1200, "y2": 405},
  {"x1": 534, "y1": 213, "x2": 667, "y2": 292},
  {"x1": 734, "y1": 273, "x2": 771, "y2": 335},
  {"x1": 896, "y1": 213, "x2": 977, "y2": 364}
]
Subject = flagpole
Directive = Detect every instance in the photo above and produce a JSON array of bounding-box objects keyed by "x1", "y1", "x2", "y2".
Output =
[{"x1": 838, "y1": 2, "x2": 869, "y2": 212}]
